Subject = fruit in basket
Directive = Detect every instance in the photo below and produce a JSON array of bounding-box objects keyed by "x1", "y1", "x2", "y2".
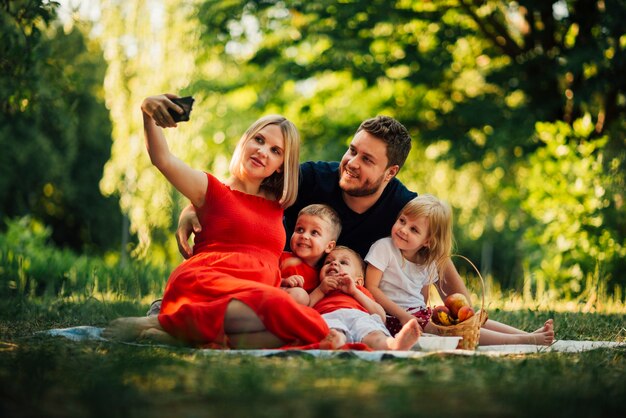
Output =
[
  {"x1": 457, "y1": 305, "x2": 475, "y2": 322},
  {"x1": 444, "y1": 293, "x2": 470, "y2": 317},
  {"x1": 432, "y1": 305, "x2": 453, "y2": 326}
]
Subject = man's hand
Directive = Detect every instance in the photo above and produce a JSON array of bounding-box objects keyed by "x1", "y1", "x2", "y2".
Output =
[
  {"x1": 176, "y1": 204, "x2": 201, "y2": 259},
  {"x1": 281, "y1": 275, "x2": 305, "y2": 288}
]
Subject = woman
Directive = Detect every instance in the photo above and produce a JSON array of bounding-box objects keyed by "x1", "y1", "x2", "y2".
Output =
[{"x1": 103, "y1": 94, "x2": 342, "y2": 349}]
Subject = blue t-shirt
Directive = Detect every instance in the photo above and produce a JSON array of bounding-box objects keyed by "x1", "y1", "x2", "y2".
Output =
[{"x1": 284, "y1": 161, "x2": 417, "y2": 259}]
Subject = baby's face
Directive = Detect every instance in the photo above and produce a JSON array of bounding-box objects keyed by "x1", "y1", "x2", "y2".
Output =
[
  {"x1": 290, "y1": 214, "x2": 335, "y2": 264},
  {"x1": 320, "y1": 248, "x2": 364, "y2": 285}
]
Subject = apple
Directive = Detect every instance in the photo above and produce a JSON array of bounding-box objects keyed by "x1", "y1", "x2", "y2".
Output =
[
  {"x1": 444, "y1": 293, "x2": 470, "y2": 318},
  {"x1": 457, "y1": 305, "x2": 475, "y2": 322}
]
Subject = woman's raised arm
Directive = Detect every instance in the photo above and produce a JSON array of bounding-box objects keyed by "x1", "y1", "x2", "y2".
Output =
[{"x1": 141, "y1": 94, "x2": 207, "y2": 208}]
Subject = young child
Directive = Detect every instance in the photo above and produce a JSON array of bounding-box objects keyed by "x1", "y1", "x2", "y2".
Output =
[
  {"x1": 309, "y1": 246, "x2": 422, "y2": 350},
  {"x1": 365, "y1": 194, "x2": 555, "y2": 346},
  {"x1": 280, "y1": 204, "x2": 342, "y2": 305}
]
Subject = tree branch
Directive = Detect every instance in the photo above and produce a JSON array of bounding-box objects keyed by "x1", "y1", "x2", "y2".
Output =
[{"x1": 458, "y1": 0, "x2": 524, "y2": 57}]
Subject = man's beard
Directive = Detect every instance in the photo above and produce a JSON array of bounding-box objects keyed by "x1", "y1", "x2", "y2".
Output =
[{"x1": 340, "y1": 172, "x2": 385, "y2": 197}]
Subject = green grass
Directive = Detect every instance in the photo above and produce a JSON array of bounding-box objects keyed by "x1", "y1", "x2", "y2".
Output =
[
  {"x1": 1, "y1": 297, "x2": 624, "y2": 418},
  {"x1": 1, "y1": 225, "x2": 625, "y2": 418}
]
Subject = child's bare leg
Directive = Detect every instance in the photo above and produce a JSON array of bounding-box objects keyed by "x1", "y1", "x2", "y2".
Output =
[
  {"x1": 483, "y1": 319, "x2": 527, "y2": 334},
  {"x1": 318, "y1": 329, "x2": 347, "y2": 349},
  {"x1": 479, "y1": 326, "x2": 554, "y2": 346},
  {"x1": 363, "y1": 319, "x2": 421, "y2": 351},
  {"x1": 361, "y1": 331, "x2": 390, "y2": 350},
  {"x1": 388, "y1": 318, "x2": 421, "y2": 350},
  {"x1": 283, "y1": 287, "x2": 310, "y2": 306},
  {"x1": 102, "y1": 315, "x2": 161, "y2": 342}
]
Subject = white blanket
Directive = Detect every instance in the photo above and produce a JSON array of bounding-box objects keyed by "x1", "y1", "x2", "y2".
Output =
[{"x1": 39, "y1": 326, "x2": 625, "y2": 361}]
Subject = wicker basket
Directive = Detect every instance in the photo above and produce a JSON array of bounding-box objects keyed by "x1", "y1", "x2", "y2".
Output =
[{"x1": 428, "y1": 255, "x2": 488, "y2": 350}]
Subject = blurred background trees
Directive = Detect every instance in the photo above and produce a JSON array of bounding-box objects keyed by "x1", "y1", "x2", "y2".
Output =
[
  {"x1": 1, "y1": 0, "x2": 122, "y2": 253},
  {"x1": 1, "y1": 0, "x2": 624, "y2": 301}
]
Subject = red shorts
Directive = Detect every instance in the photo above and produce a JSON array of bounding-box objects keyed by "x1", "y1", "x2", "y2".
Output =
[{"x1": 385, "y1": 307, "x2": 432, "y2": 336}]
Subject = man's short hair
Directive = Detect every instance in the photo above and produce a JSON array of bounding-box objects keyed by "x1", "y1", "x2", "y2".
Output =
[{"x1": 356, "y1": 115, "x2": 412, "y2": 169}]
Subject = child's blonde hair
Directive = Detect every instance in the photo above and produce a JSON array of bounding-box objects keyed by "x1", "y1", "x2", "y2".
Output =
[
  {"x1": 229, "y1": 115, "x2": 300, "y2": 208},
  {"x1": 399, "y1": 194, "x2": 453, "y2": 273},
  {"x1": 298, "y1": 204, "x2": 342, "y2": 241}
]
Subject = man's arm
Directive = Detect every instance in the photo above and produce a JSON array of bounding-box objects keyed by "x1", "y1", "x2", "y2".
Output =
[
  {"x1": 435, "y1": 258, "x2": 472, "y2": 302},
  {"x1": 176, "y1": 204, "x2": 202, "y2": 259}
]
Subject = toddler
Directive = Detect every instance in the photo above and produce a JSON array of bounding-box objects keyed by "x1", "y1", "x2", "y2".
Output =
[{"x1": 310, "y1": 246, "x2": 421, "y2": 350}]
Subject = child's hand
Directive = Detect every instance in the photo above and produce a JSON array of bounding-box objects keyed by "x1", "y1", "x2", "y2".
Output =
[
  {"x1": 320, "y1": 276, "x2": 339, "y2": 294},
  {"x1": 336, "y1": 273, "x2": 357, "y2": 295},
  {"x1": 281, "y1": 275, "x2": 304, "y2": 288}
]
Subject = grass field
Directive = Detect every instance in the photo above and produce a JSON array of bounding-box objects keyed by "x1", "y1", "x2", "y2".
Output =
[{"x1": 1, "y1": 296, "x2": 624, "y2": 418}]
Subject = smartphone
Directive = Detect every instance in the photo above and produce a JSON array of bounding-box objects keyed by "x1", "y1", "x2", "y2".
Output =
[{"x1": 168, "y1": 96, "x2": 195, "y2": 122}]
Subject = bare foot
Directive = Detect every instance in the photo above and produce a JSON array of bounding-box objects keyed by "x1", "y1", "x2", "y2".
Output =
[
  {"x1": 319, "y1": 329, "x2": 347, "y2": 349},
  {"x1": 387, "y1": 318, "x2": 421, "y2": 351},
  {"x1": 532, "y1": 319, "x2": 553, "y2": 333},
  {"x1": 516, "y1": 321, "x2": 553, "y2": 345},
  {"x1": 530, "y1": 319, "x2": 555, "y2": 345},
  {"x1": 102, "y1": 316, "x2": 160, "y2": 342},
  {"x1": 530, "y1": 330, "x2": 554, "y2": 345}
]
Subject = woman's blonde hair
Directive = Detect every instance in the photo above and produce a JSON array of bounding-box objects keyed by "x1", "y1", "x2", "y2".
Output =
[
  {"x1": 229, "y1": 115, "x2": 300, "y2": 208},
  {"x1": 399, "y1": 194, "x2": 454, "y2": 275}
]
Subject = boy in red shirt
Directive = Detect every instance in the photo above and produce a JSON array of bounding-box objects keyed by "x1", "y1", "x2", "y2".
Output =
[
  {"x1": 280, "y1": 204, "x2": 342, "y2": 305},
  {"x1": 310, "y1": 246, "x2": 421, "y2": 350}
]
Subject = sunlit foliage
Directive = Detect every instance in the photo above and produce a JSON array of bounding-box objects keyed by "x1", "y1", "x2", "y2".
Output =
[
  {"x1": 0, "y1": 0, "x2": 121, "y2": 252},
  {"x1": 3, "y1": 0, "x2": 623, "y2": 300}
]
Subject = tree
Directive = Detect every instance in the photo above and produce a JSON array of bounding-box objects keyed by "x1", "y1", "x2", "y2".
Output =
[
  {"x1": 0, "y1": 0, "x2": 123, "y2": 252},
  {"x1": 190, "y1": 0, "x2": 625, "y2": 295}
]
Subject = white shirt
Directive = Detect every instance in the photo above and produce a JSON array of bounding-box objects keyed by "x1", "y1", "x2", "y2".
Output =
[{"x1": 365, "y1": 237, "x2": 438, "y2": 310}]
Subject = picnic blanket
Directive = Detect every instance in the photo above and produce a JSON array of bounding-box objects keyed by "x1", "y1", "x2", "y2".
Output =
[{"x1": 38, "y1": 326, "x2": 625, "y2": 360}]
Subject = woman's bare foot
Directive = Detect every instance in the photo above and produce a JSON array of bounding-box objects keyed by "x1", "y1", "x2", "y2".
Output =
[
  {"x1": 387, "y1": 318, "x2": 421, "y2": 350},
  {"x1": 319, "y1": 329, "x2": 347, "y2": 349},
  {"x1": 102, "y1": 316, "x2": 160, "y2": 342}
]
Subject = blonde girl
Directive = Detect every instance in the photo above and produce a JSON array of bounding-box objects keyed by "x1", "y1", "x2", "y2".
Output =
[{"x1": 365, "y1": 194, "x2": 554, "y2": 346}]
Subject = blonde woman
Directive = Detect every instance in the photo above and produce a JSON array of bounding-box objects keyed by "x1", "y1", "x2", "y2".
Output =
[{"x1": 104, "y1": 94, "x2": 339, "y2": 349}]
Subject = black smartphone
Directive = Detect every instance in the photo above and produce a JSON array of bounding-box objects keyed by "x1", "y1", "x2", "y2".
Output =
[{"x1": 168, "y1": 96, "x2": 195, "y2": 122}]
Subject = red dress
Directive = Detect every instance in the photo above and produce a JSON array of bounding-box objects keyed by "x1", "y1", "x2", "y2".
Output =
[{"x1": 158, "y1": 173, "x2": 329, "y2": 347}]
